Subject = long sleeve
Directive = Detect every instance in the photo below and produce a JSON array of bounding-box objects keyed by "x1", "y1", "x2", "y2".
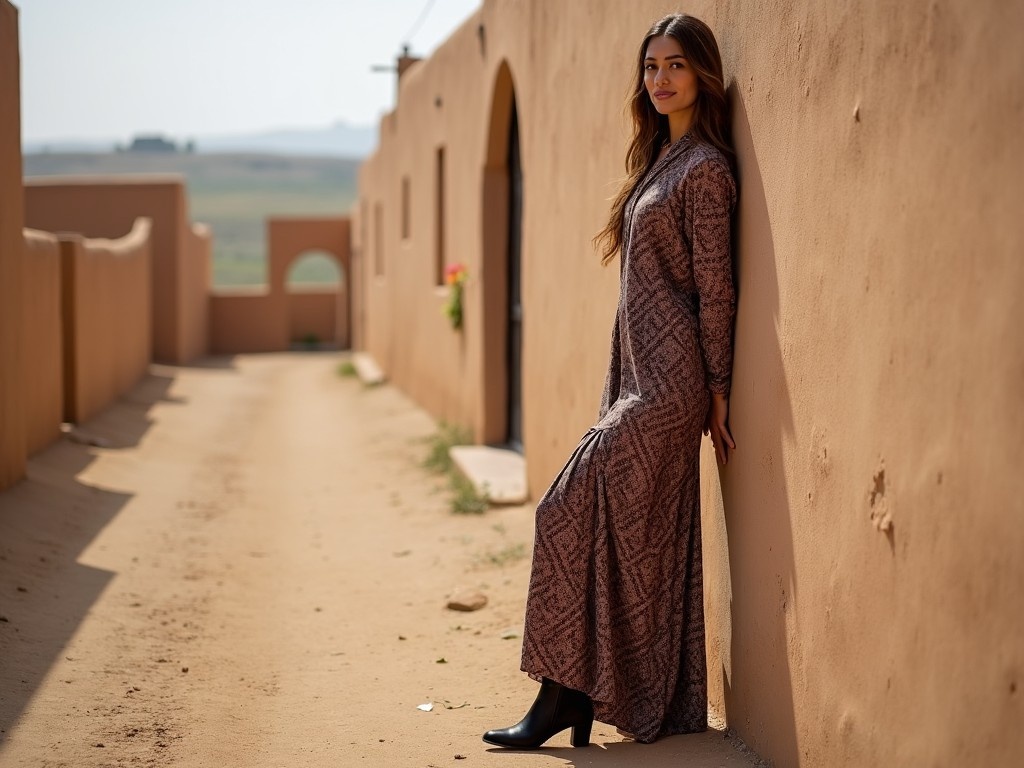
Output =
[{"x1": 687, "y1": 158, "x2": 736, "y2": 395}]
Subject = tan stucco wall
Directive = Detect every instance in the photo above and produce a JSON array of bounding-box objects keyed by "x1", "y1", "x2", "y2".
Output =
[
  {"x1": 0, "y1": 0, "x2": 25, "y2": 490},
  {"x1": 271, "y1": 216, "x2": 350, "y2": 348},
  {"x1": 209, "y1": 216, "x2": 350, "y2": 353},
  {"x1": 355, "y1": 1, "x2": 1024, "y2": 764},
  {"x1": 22, "y1": 229, "x2": 62, "y2": 456},
  {"x1": 287, "y1": 290, "x2": 337, "y2": 346},
  {"x1": 208, "y1": 289, "x2": 283, "y2": 354},
  {"x1": 181, "y1": 222, "x2": 211, "y2": 362},
  {"x1": 24, "y1": 176, "x2": 199, "y2": 365},
  {"x1": 60, "y1": 219, "x2": 152, "y2": 425}
]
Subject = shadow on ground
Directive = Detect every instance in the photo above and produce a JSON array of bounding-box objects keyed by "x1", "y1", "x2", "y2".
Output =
[
  {"x1": 485, "y1": 728, "x2": 753, "y2": 767},
  {"x1": 0, "y1": 369, "x2": 174, "y2": 738}
]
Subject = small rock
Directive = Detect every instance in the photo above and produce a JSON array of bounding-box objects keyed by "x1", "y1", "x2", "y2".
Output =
[
  {"x1": 94, "y1": 743, "x2": 105, "y2": 748},
  {"x1": 446, "y1": 589, "x2": 487, "y2": 612},
  {"x1": 181, "y1": 666, "x2": 189, "y2": 674}
]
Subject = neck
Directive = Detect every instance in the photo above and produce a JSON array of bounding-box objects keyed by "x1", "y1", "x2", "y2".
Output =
[{"x1": 667, "y1": 109, "x2": 695, "y2": 143}]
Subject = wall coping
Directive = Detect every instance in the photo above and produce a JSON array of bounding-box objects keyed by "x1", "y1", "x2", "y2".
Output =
[
  {"x1": 24, "y1": 174, "x2": 185, "y2": 188},
  {"x1": 60, "y1": 216, "x2": 153, "y2": 254}
]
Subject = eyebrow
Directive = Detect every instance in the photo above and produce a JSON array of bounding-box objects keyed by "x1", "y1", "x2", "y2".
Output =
[{"x1": 644, "y1": 54, "x2": 687, "y2": 61}]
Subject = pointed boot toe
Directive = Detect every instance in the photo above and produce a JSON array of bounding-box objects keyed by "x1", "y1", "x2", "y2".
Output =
[{"x1": 481, "y1": 678, "x2": 594, "y2": 750}]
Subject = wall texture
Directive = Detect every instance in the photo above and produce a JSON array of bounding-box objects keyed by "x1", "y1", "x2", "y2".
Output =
[
  {"x1": 60, "y1": 219, "x2": 152, "y2": 425},
  {"x1": 24, "y1": 176, "x2": 202, "y2": 365},
  {"x1": 22, "y1": 229, "x2": 62, "y2": 456},
  {"x1": 0, "y1": 0, "x2": 25, "y2": 490},
  {"x1": 354, "y1": 1, "x2": 1024, "y2": 764}
]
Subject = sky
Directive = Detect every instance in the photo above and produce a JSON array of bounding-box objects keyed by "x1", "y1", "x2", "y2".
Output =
[{"x1": 18, "y1": 0, "x2": 482, "y2": 142}]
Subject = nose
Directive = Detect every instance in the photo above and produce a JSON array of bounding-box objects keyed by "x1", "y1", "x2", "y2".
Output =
[{"x1": 655, "y1": 66, "x2": 670, "y2": 85}]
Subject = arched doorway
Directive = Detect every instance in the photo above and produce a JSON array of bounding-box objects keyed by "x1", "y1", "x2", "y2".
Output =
[
  {"x1": 267, "y1": 216, "x2": 351, "y2": 350},
  {"x1": 481, "y1": 61, "x2": 523, "y2": 452},
  {"x1": 286, "y1": 250, "x2": 344, "y2": 348}
]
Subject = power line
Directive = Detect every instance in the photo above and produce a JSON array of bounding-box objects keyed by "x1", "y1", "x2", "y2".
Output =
[{"x1": 402, "y1": 0, "x2": 439, "y2": 49}]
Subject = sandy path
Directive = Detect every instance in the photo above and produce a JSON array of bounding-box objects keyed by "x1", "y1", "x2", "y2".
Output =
[{"x1": 0, "y1": 353, "x2": 759, "y2": 767}]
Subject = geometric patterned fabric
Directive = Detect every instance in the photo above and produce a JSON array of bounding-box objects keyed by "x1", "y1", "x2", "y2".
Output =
[{"x1": 521, "y1": 134, "x2": 737, "y2": 743}]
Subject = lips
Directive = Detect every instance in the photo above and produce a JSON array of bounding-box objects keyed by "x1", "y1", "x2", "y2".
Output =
[{"x1": 653, "y1": 90, "x2": 675, "y2": 99}]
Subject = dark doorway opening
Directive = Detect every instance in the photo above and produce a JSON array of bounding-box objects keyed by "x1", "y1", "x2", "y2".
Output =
[{"x1": 506, "y1": 100, "x2": 523, "y2": 453}]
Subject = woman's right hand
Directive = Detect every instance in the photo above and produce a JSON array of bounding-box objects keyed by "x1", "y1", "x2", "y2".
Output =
[{"x1": 703, "y1": 392, "x2": 736, "y2": 466}]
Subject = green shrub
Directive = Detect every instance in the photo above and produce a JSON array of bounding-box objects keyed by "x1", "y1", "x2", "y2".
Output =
[{"x1": 422, "y1": 422, "x2": 489, "y2": 514}]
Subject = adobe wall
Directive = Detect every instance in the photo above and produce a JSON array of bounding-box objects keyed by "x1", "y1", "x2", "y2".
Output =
[
  {"x1": 287, "y1": 290, "x2": 337, "y2": 347},
  {"x1": 180, "y1": 223, "x2": 211, "y2": 362},
  {"x1": 270, "y1": 216, "x2": 350, "y2": 348},
  {"x1": 355, "y1": 0, "x2": 1024, "y2": 764},
  {"x1": 24, "y1": 176, "x2": 198, "y2": 364},
  {"x1": 60, "y1": 219, "x2": 152, "y2": 425},
  {"x1": 0, "y1": 0, "x2": 24, "y2": 490},
  {"x1": 208, "y1": 289, "x2": 285, "y2": 354},
  {"x1": 22, "y1": 229, "x2": 62, "y2": 456},
  {"x1": 210, "y1": 216, "x2": 350, "y2": 353}
]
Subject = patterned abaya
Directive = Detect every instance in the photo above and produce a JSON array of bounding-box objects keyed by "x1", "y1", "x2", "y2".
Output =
[{"x1": 520, "y1": 134, "x2": 736, "y2": 743}]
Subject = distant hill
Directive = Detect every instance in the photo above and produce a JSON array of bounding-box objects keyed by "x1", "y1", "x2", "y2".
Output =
[
  {"x1": 23, "y1": 121, "x2": 377, "y2": 159},
  {"x1": 23, "y1": 151, "x2": 360, "y2": 287},
  {"x1": 196, "y1": 121, "x2": 376, "y2": 157}
]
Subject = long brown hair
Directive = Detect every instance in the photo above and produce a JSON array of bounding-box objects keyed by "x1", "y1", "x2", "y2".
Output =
[{"x1": 595, "y1": 14, "x2": 733, "y2": 265}]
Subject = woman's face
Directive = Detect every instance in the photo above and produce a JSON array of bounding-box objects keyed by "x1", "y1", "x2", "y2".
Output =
[{"x1": 643, "y1": 35, "x2": 699, "y2": 118}]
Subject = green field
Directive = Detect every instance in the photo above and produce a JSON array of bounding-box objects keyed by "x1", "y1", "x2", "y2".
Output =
[{"x1": 23, "y1": 152, "x2": 360, "y2": 286}]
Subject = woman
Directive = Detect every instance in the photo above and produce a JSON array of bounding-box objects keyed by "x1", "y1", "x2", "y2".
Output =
[{"x1": 483, "y1": 13, "x2": 737, "y2": 748}]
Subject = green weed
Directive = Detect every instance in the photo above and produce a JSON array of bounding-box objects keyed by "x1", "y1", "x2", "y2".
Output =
[
  {"x1": 477, "y1": 543, "x2": 528, "y2": 567},
  {"x1": 422, "y1": 422, "x2": 472, "y2": 475},
  {"x1": 422, "y1": 423, "x2": 489, "y2": 514},
  {"x1": 450, "y1": 472, "x2": 490, "y2": 515}
]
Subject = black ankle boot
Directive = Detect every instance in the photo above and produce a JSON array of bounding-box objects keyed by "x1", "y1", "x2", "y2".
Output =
[{"x1": 482, "y1": 678, "x2": 594, "y2": 749}]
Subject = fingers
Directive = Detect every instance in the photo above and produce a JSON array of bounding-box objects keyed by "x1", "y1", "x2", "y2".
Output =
[
  {"x1": 717, "y1": 420, "x2": 736, "y2": 450},
  {"x1": 709, "y1": 424, "x2": 728, "y2": 466}
]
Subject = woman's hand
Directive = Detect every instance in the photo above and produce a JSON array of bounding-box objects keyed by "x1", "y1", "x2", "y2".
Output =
[{"x1": 703, "y1": 392, "x2": 736, "y2": 466}]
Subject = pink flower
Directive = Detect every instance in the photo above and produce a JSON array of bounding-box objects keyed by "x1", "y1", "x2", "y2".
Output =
[{"x1": 445, "y1": 263, "x2": 467, "y2": 286}]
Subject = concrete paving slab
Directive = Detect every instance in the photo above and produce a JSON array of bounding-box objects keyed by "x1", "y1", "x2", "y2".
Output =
[
  {"x1": 352, "y1": 351, "x2": 385, "y2": 385},
  {"x1": 450, "y1": 445, "x2": 528, "y2": 504}
]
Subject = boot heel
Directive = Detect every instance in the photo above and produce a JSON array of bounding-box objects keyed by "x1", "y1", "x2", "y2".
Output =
[{"x1": 571, "y1": 719, "x2": 592, "y2": 747}]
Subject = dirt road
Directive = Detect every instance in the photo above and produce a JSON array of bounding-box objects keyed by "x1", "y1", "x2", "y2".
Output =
[{"x1": 0, "y1": 353, "x2": 759, "y2": 767}]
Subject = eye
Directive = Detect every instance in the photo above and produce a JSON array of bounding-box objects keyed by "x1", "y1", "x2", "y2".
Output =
[
  {"x1": 644, "y1": 63, "x2": 656, "y2": 71},
  {"x1": 671, "y1": 62, "x2": 685, "y2": 69}
]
